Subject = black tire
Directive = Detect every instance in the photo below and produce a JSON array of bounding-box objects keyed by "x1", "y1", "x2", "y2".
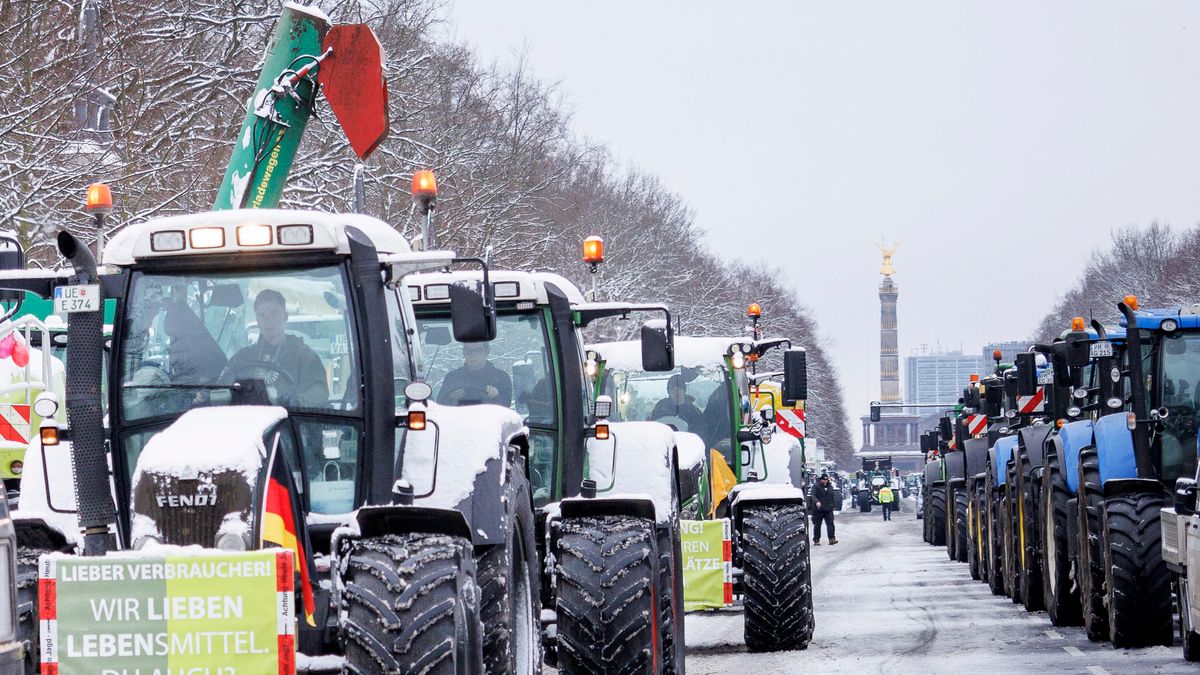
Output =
[
  {"x1": 742, "y1": 503, "x2": 814, "y2": 652},
  {"x1": 1039, "y1": 452, "x2": 1081, "y2": 626},
  {"x1": 16, "y1": 547, "x2": 39, "y2": 675},
  {"x1": 341, "y1": 533, "x2": 482, "y2": 675},
  {"x1": 930, "y1": 484, "x2": 947, "y2": 547},
  {"x1": 1102, "y1": 492, "x2": 1173, "y2": 648},
  {"x1": 953, "y1": 487, "x2": 969, "y2": 563},
  {"x1": 1017, "y1": 465, "x2": 1045, "y2": 612},
  {"x1": 476, "y1": 464, "x2": 541, "y2": 674},
  {"x1": 999, "y1": 485, "x2": 1017, "y2": 600},
  {"x1": 967, "y1": 484, "x2": 982, "y2": 581},
  {"x1": 1004, "y1": 464, "x2": 1021, "y2": 605},
  {"x1": 986, "y1": 490, "x2": 1006, "y2": 596},
  {"x1": 656, "y1": 521, "x2": 685, "y2": 675},
  {"x1": 557, "y1": 515, "x2": 661, "y2": 674},
  {"x1": 1077, "y1": 452, "x2": 1108, "y2": 641}
]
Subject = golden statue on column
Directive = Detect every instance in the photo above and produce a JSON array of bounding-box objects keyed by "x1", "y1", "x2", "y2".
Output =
[{"x1": 877, "y1": 241, "x2": 899, "y2": 276}]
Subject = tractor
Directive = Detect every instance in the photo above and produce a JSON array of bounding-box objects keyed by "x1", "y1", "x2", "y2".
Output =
[
  {"x1": 591, "y1": 330, "x2": 813, "y2": 652},
  {"x1": 408, "y1": 267, "x2": 689, "y2": 672}
]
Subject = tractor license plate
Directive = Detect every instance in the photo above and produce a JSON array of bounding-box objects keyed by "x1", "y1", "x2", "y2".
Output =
[
  {"x1": 1089, "y1": 341, "x2": 1113, "y2": 358},
  {"x1": 1037, "y1": 367, "x2": 1055, "y2": 385},
  {"x1": 53, "y1": 284, "x2": 99, "y2": 313}
]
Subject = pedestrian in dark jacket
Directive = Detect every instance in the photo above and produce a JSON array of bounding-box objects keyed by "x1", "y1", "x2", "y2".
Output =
[{"x1": 810, "y1": 474, "x2": 838, "y2": 545}]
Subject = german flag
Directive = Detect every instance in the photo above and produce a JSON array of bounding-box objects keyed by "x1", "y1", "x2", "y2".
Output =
[{"x1": 261, "y1": 447, "x2": 316, "y2": 627}]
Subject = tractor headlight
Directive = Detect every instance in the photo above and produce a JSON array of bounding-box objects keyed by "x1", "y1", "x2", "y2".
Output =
[
  {"x1": 7, "y1": 461, "x2": 21, "y2": 477},
  {"x1": 33, "y1": 392, "x2": 58, "y2": 419},
  {"x1": 731, "y1": 351, "x2": 746, "y2": 370},
  {"x1": 216, "y1": 532, "x2": 248, "y2": 552},
  {"x1": 1162, "y1": 319, "x2": 1178, "y2": 333}
]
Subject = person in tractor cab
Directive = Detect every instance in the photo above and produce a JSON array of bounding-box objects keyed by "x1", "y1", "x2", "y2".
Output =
[
  {"x1": 224, "y1": 289, "x2": 329, "y2": 406},
  {"x1": 437, "y1": 341, "x2": 512, "y2": 406},
  {"x1": 650, "y1": 373, "x2": 705, "y2": 432},
  {"x1": 879, "y1": 483, "x2": 895, "y2": 521},
  {"x1": 810, "y1": 473, "x2": 838, "y2": 545}
]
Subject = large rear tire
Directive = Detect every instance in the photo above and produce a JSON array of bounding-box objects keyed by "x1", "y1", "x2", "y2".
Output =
[
  {"x1": 656, "y1": 521, "x2": 685, "y2": 674},
  {"x1": 742, "y1": 503, "x2": 814, "y2": 652},
  {"x1": 556, "y1": 515, "x2": 661, "y2": 674},
  {"x1": 1004, "y1": 464, "x2": 1022, "y2": 605},
  {"x1": 1077, "y1": 452, "x2": 1108, "y2": 641},
  {"x1": 1039, "y1": 452, "x2": 1081, "y2": 626},
  {"x1": 967, "y1": 484, "x2": 982, "y2": 581},
  {"x1": 953, "y1": 486, "x2": 969, "y2": 563},
  {"x1": 1178, "y1": 576, "x2": 1200, "y2": 662},
  {"x1": 930, "y1": 484, "x2": 947, "y2": 547},
  {"x1": 341, "y1": 533, "x2": 482, "y2": 675},
  {"x1": 476, "y1": 465, "x2": 542, "y2": 674},
  {"x1": 1102, "y1": 492, "x2": 1173, "y2": 648},
  {"x1": 985, "y1": 471, "x2": 1005, "y2": 596},
  {"x1": 1017, "y1": 465, "x2": 1045, "y2": 612}
]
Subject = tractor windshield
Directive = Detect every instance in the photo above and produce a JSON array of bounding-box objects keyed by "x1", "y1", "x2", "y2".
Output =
[
  {"x1": 417, "y1": 311, "x2": 559, "y2": 505},
  {"x1": 601, "y1": 365, "x2": 732, "y2": 457},
  {"x1": 119, "y1": 265, "x2": 363, "y2": 421},
  {"x1": 1158, "y1": 330, "x2": 1200, "y2": 482}
]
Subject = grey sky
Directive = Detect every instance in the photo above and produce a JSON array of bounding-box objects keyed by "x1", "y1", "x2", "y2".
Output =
[{"x1": 445, "y1": 1, "x2": 1200, "y2": 445}]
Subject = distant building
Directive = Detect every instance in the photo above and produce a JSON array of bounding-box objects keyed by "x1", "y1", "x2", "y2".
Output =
[
  {"x1": 904, "y1": 350, "x2": 986, "y2": 412},
  {"x1": 983, "y1": 341, "x2": 1031, "y2": 366}
]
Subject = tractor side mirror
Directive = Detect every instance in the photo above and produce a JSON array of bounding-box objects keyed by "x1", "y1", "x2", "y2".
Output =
[
  {"x1": 782, "y1": 349, "x2": 807, "y2": 404},
  {"x1": 450, "y1": 280, "x2": 496, "y2": 343},
  {"x1": 0, "y1": 235, "x2": 24, "y2": 304},
  {"x1": 1051, "y1": 343, "x2": 1072, "y2": 388},
  {"x1": 1175, "y1": 477, "x2": 1198, "y2": 517},
  {"x1": 1066, "y1": 332, "x2": 1091, "y2": 369},
  {"x1": 965, "y1": 385, "x2": 981, "y2": 409},
  {"x1": 984, "y1": 383, "x2": 1003, "y2": 418},
  {"x1": 640, "y1": 320, "x2": 674, "y2": 372},
  {"x1": 1015, "y1": 353, "x2": 1037, "y2": 396},
  {"x1": 939, "y1": 416, "x2": 952, "y2": 441}
]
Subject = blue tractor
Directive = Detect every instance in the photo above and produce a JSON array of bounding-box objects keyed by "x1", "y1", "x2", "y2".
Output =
[{"x1": 1071, "y1": 299, "x2": 1188, "y2": 648}]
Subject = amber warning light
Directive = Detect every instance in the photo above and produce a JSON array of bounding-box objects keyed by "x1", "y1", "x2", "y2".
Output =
[
  {"x1": 1072, "y1": 317, "x2": 1086, "y2": 331},
  {"x1": 583, "y1": 236, "x2": 604, "y2": 265},
  {"x1": 412, "y1": 170, "x2": 437, "y2": 200},
  {"x1": 1123, "y1": 295, "x2": 1139, "y2": 311},
  {"x1": 86, "y1": 183, "x2": 112, "y2": 213},
  {"x1": 748, "y1": 303, "x2": 762, "y2": 319}
]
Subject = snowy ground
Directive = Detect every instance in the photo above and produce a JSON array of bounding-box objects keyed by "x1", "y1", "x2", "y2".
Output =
[{"x1": 683, "y1": 497, "x2": 1193, "y2": 674}]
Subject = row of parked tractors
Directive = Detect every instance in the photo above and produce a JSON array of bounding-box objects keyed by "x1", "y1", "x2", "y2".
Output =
[
  {"x1": 0, "y1": 7, "x2": 820, "y2": 674},
  {"x1": 919, "y1": 297, "x2": 1200, "y2": 660}
]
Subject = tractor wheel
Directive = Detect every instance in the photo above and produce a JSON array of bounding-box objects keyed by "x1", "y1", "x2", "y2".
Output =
[
  {"x1": 1078, "y1": 452, "x2": 1109, "y2": 641},
  {"x1": 1018, "y1": 467, "x2": 1045, "y2": 612},
  {"x1": 1039, "y1": 453, "x2": 1081, "y2": 626},
  {"x1": 1178, "y1": 576, "x2": 1200, "y2": 662},
  {"x1": 16, "y1": 547, "x2": 41, "y2": 675},
  {"x1": 341, "y1": 533, "x2": 482, "y2": 675},
  {"x1": 1102, "y1": 492, "x2": 1173, "y2": 648},
  {"x1": 742, "y1": 503, "x2": 814, "y2": 652},
  {"x1": 1005, "y1": 465, "x2": 1022, "y2": 605},
  {"x1": 953, "y1": 488, "x2": 969, "y2": 563},
  {"x1": 987, "y1": 493, "x2": 1005, "y2": 596},
  {"x1": 557, "y1": 515, "x2": 660, "y2": 673},
  {"x1": 476, "y1": 465, "x2": 541, "y2": 674},
  {"x1": 930, "y1": 484, "x2": 947, "y2": 547},
  {"x1": 999, "y1": 488, "x2": 1016, "y2": 599},
  {"x1": 656, "y1": 521, "x2": 685, "y2": 674},
  {"x1": 967, "y1": 486, "x2": 981, "y2": 581}
]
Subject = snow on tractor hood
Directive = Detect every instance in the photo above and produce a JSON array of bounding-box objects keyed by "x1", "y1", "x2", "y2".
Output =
[
  {"x1": 132, "y1": 406, "x2": 288, "y2": 484},
  {"x1": 401, "y1": 401, "x2": 528, "y2": 510},
  {"x1": 674, "y1": 431, "x2": 706, "y2": 471},
  {"x1": 585, "y1": 421, "x2": 676, "y2": 521}
]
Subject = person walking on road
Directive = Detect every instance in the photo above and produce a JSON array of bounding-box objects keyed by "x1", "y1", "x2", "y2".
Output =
[
  {"x1": 810, "y1": 474, "x2": 838, "y2": 545},
  {"x1": 879, "y1": 484, "x2": 895, "y2": 521}
]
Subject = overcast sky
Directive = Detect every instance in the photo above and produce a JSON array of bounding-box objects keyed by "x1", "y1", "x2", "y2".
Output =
[{"x1": 444, "y1": 1, "x2": 1200, "y2": 444}]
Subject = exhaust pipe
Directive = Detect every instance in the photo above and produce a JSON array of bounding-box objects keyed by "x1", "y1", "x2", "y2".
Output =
[{"x1": 57, "y1": 231, "x2": 114, "y2": 555}]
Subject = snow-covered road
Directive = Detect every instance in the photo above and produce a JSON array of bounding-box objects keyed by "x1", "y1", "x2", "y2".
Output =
[{"x1": 684, "y1": 499, "x2": 1192, "y2": 674}]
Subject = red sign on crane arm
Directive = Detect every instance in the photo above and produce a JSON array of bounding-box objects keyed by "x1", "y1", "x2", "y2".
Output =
[{"x1": 319, "y1": 24, "x2": 389, "y2": 159}]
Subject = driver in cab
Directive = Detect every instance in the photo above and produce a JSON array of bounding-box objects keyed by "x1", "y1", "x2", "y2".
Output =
[
  {"x1": 225, "y1": 289, "x2": 329, "y2": 406},
  {"x1": 438, "y1": 342, "x2": 512, "y2": 406},
  {"x1": 650, "y1": 374, "x2": 704, "y2": 433}
]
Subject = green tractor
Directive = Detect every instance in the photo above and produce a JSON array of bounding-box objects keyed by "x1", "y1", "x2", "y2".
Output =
[{"x1": 591, "y1": 329, "x2": 813, "y2": 652}]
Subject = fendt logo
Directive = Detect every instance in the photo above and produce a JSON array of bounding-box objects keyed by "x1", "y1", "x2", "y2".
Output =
[{"x1": 155, "y1": 490, "x2": 218, "y2": 508}]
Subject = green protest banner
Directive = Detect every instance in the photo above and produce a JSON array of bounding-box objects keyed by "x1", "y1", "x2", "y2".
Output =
[
  {"x1": 39, "y1": 548, "x2": 295, "y2": 675},
  {"x1": 681, "y1": 519, "x2": 732, "y2": 611}
]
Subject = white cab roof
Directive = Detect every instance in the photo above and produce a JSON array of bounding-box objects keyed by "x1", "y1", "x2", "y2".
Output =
[{"x1": 408, "y1": 270, "x2": 586, "y2": 306}]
